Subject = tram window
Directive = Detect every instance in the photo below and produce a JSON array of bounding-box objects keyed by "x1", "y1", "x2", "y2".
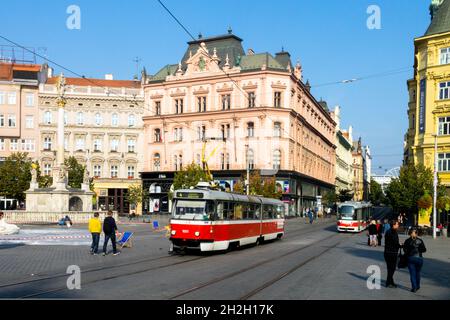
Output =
[
  {"x1": 263, "y1": 205, "x2": 274, "y2": 219},
  {"x1": 276, "y1": 205, "x2": 284, "y2": 218},
  {"x1": 234, "y1": 203, "x2": 243, "y2": 220},
  {"x1": 244, "y1": 203, "x2": 256, "y2": 220},
  {"x1": 254, "y1": 204, "x2": 261, "y2": 219},
  {"x1": 216, "y1": 202, "x2": 224, "y2": 220}
]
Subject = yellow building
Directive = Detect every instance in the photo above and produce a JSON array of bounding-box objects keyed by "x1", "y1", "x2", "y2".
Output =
[{"x1": 405, "y1": 0, "x2": 450, "y2": 192}]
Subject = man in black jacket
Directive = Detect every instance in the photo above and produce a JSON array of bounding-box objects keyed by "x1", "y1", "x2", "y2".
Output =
[
  {"x1": 102, "y1": 211, "x2": 120, "y2": 256},
  {"x1": 384, "y1": 220, "x2": 401, "y2": 288}
]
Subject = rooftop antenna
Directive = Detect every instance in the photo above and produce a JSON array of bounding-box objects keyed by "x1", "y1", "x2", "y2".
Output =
[{"x1": 133, "y1": 56, "x2": 142, "y2": 80}]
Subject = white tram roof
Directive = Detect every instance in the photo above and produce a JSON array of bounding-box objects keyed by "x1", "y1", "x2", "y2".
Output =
[
  {"x1": 338, "y1": 201, "x2": 372, "y2": 209},
  {"x1": 174, "y1": 188, "x2": 284, "y2": 206}
]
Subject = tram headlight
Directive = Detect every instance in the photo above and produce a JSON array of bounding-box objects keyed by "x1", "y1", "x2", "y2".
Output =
[
  {"x1": 171, "y1": 230, "x2": 176, "y2": 236},
  {"x1": 195, "y1": 231, "x2": 200, "y2": 237}
]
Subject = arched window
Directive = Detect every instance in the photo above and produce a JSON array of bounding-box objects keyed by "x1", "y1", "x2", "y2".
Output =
[
  {"x1": 274, "y1": 122, "x2": 282, "y2": 138},
  {"x1": 154, "y1": 129, "x2": 162, "y2": 143},
  {"x1": 247, "y1": 122, "x2": 254, "y2": 137},
  {"x1": 273, "y1": 150, "x2": 281, "y2": 170},
  {"x1": 247, "y1": 149, "x2": 254, "y2": 170},
  {"x1": 153, "y1": 153, "x2": 161, "y2": 171}
]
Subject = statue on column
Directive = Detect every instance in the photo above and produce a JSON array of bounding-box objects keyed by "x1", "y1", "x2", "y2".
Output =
[
  {"x1": 31, "y1": 164, "x2": 37, "y2": 184},
  {"x1": 83, "y1": 169, "x2": 90, "y2": 184}
]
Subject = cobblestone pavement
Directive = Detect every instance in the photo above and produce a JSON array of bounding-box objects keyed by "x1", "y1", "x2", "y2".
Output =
[{"x1": 0, "y1": 217, "x2": 448, "y2": 300}]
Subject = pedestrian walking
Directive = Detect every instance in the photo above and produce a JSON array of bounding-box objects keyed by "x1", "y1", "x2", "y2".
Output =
[
  {"x1": 102, "y1": 210, "x2": 120, "y2": 256},
  {"x1": 383, "y1": 219, "x2": 391, "y2": 236},
  {"x1": 404, "y1": 228, "x2": 427, "y2": 293},
  {"x1": 308, "y1": 208, "x2": 314, "y2": 224},
  {"x1": 368, "y1": 220, "x2": 378, "y2": 247},
  {"x1": 384, "y1": 220, "x2": 402, "y2": 288},
  {"x1": 376, "y1": 220, "x2": 383, "y2": 246},
  {"x1": 89, "y1": 212, "x2": 102, "y2": 255}
]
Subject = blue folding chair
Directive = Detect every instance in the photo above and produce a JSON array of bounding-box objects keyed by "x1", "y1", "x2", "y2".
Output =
[
  {"x1": 153, "y1": 221, "x2": 159, "y2": 230},
  {"x1": 117, "y1": 232, "x2": 134, "y2": 248}
]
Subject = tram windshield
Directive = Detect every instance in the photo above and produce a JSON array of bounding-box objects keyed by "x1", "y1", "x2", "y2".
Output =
[
  {"x1": 338, "y1": 206, "x2": 356, "y2": 220},
  {"x1": 172, "y1": 200, "x2": 215, "y2": 220}
]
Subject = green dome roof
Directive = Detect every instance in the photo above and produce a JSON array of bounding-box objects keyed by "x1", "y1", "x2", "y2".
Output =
[{"x1": 426, "y1": 0, "x2": 450, "y2": 36}]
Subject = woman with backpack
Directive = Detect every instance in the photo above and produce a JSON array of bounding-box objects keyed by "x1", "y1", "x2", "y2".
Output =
[{"x1": 403, "y1": 228, "x2": 427, "y2": 293}]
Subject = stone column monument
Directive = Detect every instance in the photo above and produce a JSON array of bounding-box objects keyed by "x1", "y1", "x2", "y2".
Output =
[{"x1": 26, "y1": 73, "x2": 94, "y2": 213}]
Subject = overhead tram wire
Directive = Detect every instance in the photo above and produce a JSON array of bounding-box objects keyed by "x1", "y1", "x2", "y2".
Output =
[
  {"x1": 311, "y1": 67, "x2": 411, "y2": 88},
  {"x1": 156, "y1": 0, "x2": 300, "y2": 142},
  {"x1": 0, "y1": 34, "x2": 202, "y2": 137}
]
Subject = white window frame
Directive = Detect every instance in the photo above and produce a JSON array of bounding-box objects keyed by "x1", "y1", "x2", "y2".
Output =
[
  {"x1": 111, "y1": 113, "x2": 119, "y2": 127},
  {"x1": 110, "y1": 138, "x2": 119, "y2": 152},
  {"x1": 25, "y1": 93, "x2": 34, "y2": 107},
  {"x1": 94, "y1": 138, "x2": 102, "y2": 152},
  {"x1": 8, "y1": 115, "x2": 16, "y2": 127},
  {"x1": 128, "y1": 114, "x2": 136, "y2": 127},
  {"x1": 127, "y1": 139, "x2": 136, "y2": 153},
  {"x1": 25, "y1": 115, "x2": 34, "y2": 129},
  {"x1": 438, "y1": 153, "x2": 450, "y2": 172},
  {"x1": 10, "y1": 139, "x2": 18, "y2": 151},
  {"x1": 0, "y1": 138, "x2": 4, "y2": 151},
  {"x1": 44, "y1": 164, "x2": 52, "y2": 176},
  {"x1": 95, "y1": 113, "x2": 103, "y2": 126},
  {"x1": 93, "y1": 165, "x2": 102, "y2": 177},
  {"x1": 44, "y1": 111, "x2": 52, "y2": 125},
  {"x1": 75, "y1": 138, "x2": 85, "y2": 151},
  {"x1": 439, "y1": 116, "x2": 450, "y2": 136},
  {"x1": 44, "y1": 137, "x2": 52, "y2": 150},
  {"x1": 8, "y1": 92, "x2": 16, "y2": 105},
  {"x1": 439, "y1": 81, "x2": 450, "y2": 100},
  {"x1": 441, "y1": 47, "x2": 450, "y2": 65},
  {"x1": 76, "y1": 112, "x2": 84, "y2": 126},
  {"x1": 0, "y1": 114, "x2": 4, "y2": 127},
  {"x1": 127, "y1": 165, "x2": 135, "y2": 179},
  {"x1": 0, "y1": 92, "x2": 4, "y2": 104},
  {"x1": 110, "y1": 165, "x2": 119, "y2": 178}
]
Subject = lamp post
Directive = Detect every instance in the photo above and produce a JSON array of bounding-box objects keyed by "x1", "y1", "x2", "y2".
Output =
[
  {"x1": 433, "y1": 128, "x2": 438, "y2": 240},
  {"x1": 245, "y1": 144, "x2": 250, "y2": 195}
]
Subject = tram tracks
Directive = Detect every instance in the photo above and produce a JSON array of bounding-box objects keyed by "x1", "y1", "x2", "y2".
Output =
[
  {"x1": 168, "y1": 231, "x2": 348, "y2": 300},
  {"x1": 0, "y1": 255, "x2": 207, "y2": 299},
  {"x1": 1, "y1": 220, "x2": 337, "y2": 299}
]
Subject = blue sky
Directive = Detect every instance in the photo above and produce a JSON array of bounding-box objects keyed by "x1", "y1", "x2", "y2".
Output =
[{"x1": 0, "y1": 0, "x2": 431, "y2": 174}]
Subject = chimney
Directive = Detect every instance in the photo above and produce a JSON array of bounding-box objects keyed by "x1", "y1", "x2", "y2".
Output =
[
  {"x1": 105, "y1": 74, "x2": 114, "y2": 80},
  {"x1": 47, "y1": 67, "x2": 54, "y2": 78},
  {"x1": 247, "y1": 48, "x2": 255, "y2": 55}
]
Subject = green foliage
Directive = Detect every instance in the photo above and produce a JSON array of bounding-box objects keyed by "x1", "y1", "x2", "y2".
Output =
[
  {"x1": 385, "y1": 163, "x2": 435, "y2": 216},
  {"x1": 322, "y1": 190, "x2": 338, "y2": 206},
  {"x1": 232, "y1": 172, "x2": 282, "y2": 199},
  {"x1": 127, "y1": 184, "x2": 148, "y2": 209},
  {"x1": 64, "y1": 156, "x2": 85, "y2": 189},
  {"x1": 173, "y1": 163, "x2": 212, "y2": 191},
  {"x1": 0, "y1": 153, "x2": 32, "y2": 202},
  {"x1": 338, "y1": 189, "x2": 354, "y2": 202},
  {"x1": 369, "y1": 179, "x2": 387, "y2": 205}
]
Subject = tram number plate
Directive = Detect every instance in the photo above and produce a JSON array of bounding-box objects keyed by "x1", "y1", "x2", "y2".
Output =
[{"x1": 182, "y1": 230, "x2": 189, "y2": 234}]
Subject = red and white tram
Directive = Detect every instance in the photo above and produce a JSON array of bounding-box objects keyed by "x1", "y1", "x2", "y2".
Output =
[
  {"x1": 169, "y1": 187, "x2": 285, "y2": 252},
  {"x1": 337, "y1": 202, "x2": 372, "y2": 233}
]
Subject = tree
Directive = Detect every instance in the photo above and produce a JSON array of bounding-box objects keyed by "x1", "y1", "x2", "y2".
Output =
[
  {"x1": 322, "y1": 191, "x2": 338, "y2": 207},
  {"x1": 33, "y1": 162, "x2": 53, "y2": 188},
  {"x1": 232, "y1": 172, "x2": 282, "y2": 199},
  {"x1": 127, "y1": 184, "x2": 148, "y2": 213},
  {"x1": 0, "y1": 153, "x2": 33, "y2": 202},
  {"x1": 173, "y1": 163, "x2": 211, "y2": 191},
  {"x1": 64, "y1": 156, "x2": 85, "y2": 189},
  {"x1": 385, "y1": 163, "x2": 435, "y2": 224},
  {"x1": 369, "y1": 179, "x2": 386, "y2": 206},
  {"x1": 338, "y1": 189, "x2": 354, "y2": 202}
]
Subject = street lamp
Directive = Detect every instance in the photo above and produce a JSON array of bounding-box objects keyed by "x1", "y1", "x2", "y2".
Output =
[{"x1": 433, "y1": 120, "x2": 439, "y2": 240}]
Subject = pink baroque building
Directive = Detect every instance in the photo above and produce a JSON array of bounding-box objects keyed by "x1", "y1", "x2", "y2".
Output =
[{"x1": 141, "y1": 32, "x2": 336, "y2": 216}]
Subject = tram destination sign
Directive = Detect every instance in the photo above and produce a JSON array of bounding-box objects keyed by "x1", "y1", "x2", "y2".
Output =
[{"x1": 176, "y1": 192, "x2": 204, "y2": 199}]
